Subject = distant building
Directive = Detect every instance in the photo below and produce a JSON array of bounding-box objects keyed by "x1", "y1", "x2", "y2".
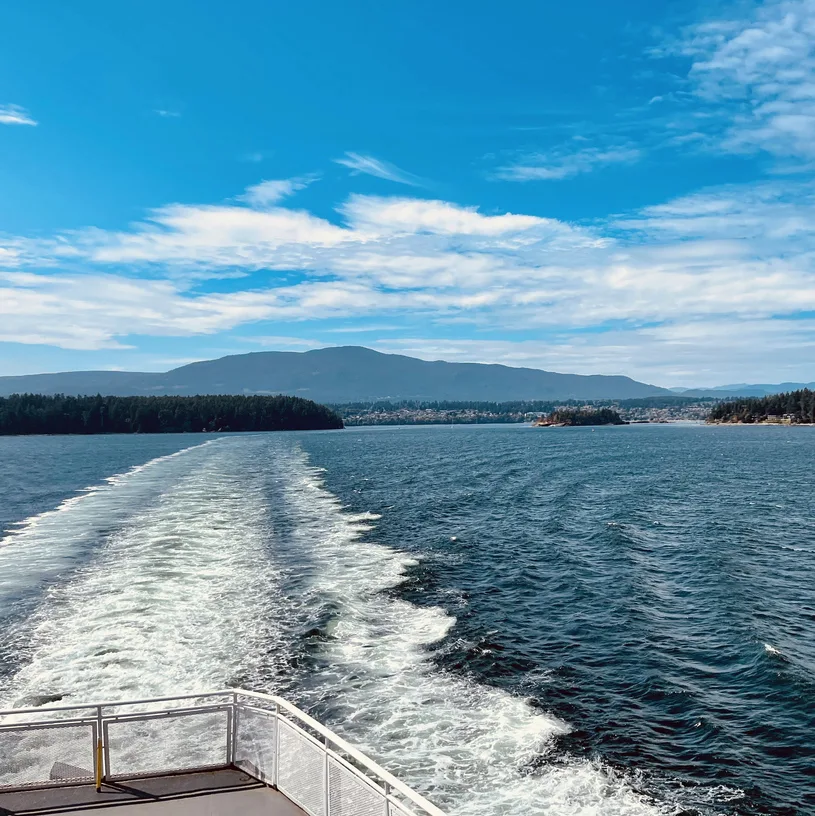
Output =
[{"x1": 766, "y1": 414, "x2": 793, "y2": 424}]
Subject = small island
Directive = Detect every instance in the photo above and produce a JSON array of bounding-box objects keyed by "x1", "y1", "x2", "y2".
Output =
[
  {"x1": 0, "y1": 394, "x2": 344, "y2": 435},
  {"x1": 707, "y1": 388, "x2": 815, "y2": 425},
  {"x1": 532, "y1": 407, "x2": 628, "y2": 427}
]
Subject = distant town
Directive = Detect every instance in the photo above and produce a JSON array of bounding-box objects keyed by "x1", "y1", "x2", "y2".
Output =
[{"x1": 333, "y1": 397, "x2": 716, "y2": 426}]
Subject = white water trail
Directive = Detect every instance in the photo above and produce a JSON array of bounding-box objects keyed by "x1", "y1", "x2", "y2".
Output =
[
  {"x1": 0, "y1": 436, "x2": 673, "y2": 814},
  {"x1": 271, "y1": 446, "x2": 671, "y2": 816},
  {"x1": 0, "y1": 439, "x2": 221, "y2": 606},
  {"x1": 1, "y1": 439, "x2": 289, "y2": 707},
  {"x1": 0, "y1": 437, "x2": 293, "y2": 784}
]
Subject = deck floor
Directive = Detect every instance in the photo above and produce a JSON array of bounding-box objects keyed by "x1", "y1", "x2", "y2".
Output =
[{"x1": 0, "y1": 769, "x2": 307, "y2": 815}]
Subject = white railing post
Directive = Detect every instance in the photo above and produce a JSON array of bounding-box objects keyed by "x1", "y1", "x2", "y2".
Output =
[
  {"x1": 226, "y1": 693, "x2": 236, "y2": 766},
  {"x1": 0, "y1": 689, "x2": 447, "y2": 816},
  {"x1": 324, "y1": 735, "x2": 330, "y2": 816},
  {"x1": 273, "y1": 702, "x2": 280, "y2": 789}
]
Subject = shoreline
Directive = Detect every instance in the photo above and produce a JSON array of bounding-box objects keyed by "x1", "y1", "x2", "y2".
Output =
[{"x1": 706, "y1": 421, "x2": 815, "y2": 426}]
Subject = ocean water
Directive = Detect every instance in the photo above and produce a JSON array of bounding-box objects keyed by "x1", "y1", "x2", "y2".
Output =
[{"x1": 0, "y1": 426, "x2": 812, "y2": 815}]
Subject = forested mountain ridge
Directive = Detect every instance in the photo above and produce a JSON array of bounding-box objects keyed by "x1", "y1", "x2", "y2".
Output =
[
  {"x1": 0, "y1": 394, "x2": 344, "y2": 435},
  {"x1": 0, "y1": 346, "x2": 668, "y2": 402},
  {"x1": 677, "y1": 382, "x2": 815, "y2": 398},
  {"x1": 708, "y1": 389, "x2": 815, "y2": 424}
]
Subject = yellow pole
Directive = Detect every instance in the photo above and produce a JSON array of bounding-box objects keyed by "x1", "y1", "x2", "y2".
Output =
[{"x1": 95, "y1": 738, "x2": 103, "y2": 792}]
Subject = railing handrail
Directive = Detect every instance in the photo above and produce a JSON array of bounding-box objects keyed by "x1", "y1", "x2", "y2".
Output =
[
  {"x1": 0, "y1": 688, "x2": 447, "y2": 816},
  {"x1": 0, "y1": 690, "x2": 233, "y2": 718},
  {"x1": 230, "y1": 689, "x2": 446, "y2": 816}
]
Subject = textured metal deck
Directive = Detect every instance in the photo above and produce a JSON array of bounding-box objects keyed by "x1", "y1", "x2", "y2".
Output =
[{"x1": 0, "y1": 768, "x2": 307, "y2": 815}]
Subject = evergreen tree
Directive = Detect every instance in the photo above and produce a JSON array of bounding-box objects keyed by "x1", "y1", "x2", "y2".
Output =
[
  {"x1": 0, "y1": 394, "x2": 344, "y2": 435},
  {"x1": 708, "y1": 389, "x2": 815, "y2": 424}
]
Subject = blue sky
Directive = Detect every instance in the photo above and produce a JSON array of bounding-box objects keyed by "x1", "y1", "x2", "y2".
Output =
[{"x1": 2, "y1": 0, "x2": 815, "y2": 386}]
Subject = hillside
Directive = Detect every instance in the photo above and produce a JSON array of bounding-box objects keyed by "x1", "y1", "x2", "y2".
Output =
[
  {"x1": 0, "y1": 346, "x2": 669, "y2": 402},
  {"x1": 708, "y1": 389, "x2": 815, "y2": 424},
  {"x1": 676, "y1": 381, "x2": 815, "y2": 398}
]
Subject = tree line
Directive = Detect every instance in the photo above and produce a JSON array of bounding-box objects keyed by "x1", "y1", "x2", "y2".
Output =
[
  {"x1": 0, "y1": 394, "x2": 344, "y2": 435},
  {"x1": 708, "y1": 389, "x2": 815, "y2": 424},
  {"x1": 543, "y1": 407, "x2": 626, "y2": 426}
]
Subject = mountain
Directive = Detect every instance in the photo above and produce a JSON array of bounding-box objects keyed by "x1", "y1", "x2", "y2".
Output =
[
  {"x1": 0, "y1": 346, "x2": 670, "y2": 402},
  {"x1": 675, "y1": 382, "x2": 815, "y2": 398}
]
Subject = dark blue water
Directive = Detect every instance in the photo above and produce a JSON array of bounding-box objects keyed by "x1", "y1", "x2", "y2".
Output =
[
  {"x1": 0, "y1": 434, "x2": 213, "y2": 535},
  {"x1": 0, "y1": 426, "x2": 813, "y2": 815}
]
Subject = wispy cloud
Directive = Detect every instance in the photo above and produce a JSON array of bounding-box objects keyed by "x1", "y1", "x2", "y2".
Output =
[
  {"x1": 660, "y1": 0, "x2": 815, "y2": 162},
  {"x1": 238, "y1": 335, "x2": 328, "y2": 349},
  {"x1": 154, "y1": 109, "x2": 181, "y2": 118},
  {"x1": 0, "y1": 104, "x2": 37, "y2": 126},
  {"x1": 495, "y1": 144, "x2": 641, "y2": 181},
  {"x1": 4, "y1": 175, "x2": 815, "y2": 383},
  {"x1": 327, "y1": 324, "x2": 402, "y2": 333},
  {"x1": 239, "y1": 176, "x2": 316, "y2": 208},
  {"x1": 372, "y1": 318, "x2": 815, "y2": 386},
  {"x1": 338, "y1": 195, "x2": 555, "y2": 237},
  {"x1": 334, "y1": 152, "x2": 422, "y2": 186}
]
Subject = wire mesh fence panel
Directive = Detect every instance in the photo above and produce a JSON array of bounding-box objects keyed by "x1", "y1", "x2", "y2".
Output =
[
  {"x1": 328, "y1": 756, "x2": 386, "y2": 816},
  {"x1": 277, "y1": 719, "x2": 326, "y2": 816},
  {"x1": 0, "y1": 707, "x2": 97, "y2": 726},
  {"x1": 0, "y1": 724, "x2": 95, "y2": 789},
  {"x1": 389, "y1": 804, "x2": 421, "y2": 816},
  {"x1": 105, "y1": 709, "x2": 229, "y2": 778},
  {"x1": 233, "y1": 705, "x2": 276, "y2": 784},
  {"x1": 101, "y1": 695, "x2": 233, "y2": 719}
]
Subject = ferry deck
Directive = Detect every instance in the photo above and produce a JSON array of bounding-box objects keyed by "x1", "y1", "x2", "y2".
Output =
[{"x1": 0, "y1": 689, "x2": 446, "y2": 816}]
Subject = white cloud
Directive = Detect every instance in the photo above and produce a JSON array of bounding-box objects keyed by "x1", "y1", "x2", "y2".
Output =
[
  {"x1": 495, "y1": 145, "x2": 641, "y2": 181},
  {"x1": 50, "y1": 191, "x2": 572, "y2": 274},
  {"x1": 372, "y1": 319, "x2": 815, "y2": 387},
  {"x1": 239, "y1": 176, "x2": 314, "y2": 208},
  {"x1": 0, "y1": 104, "x2": 37, "y2": 126},
  {"x1": 238, "y1": 335, "x2": 329, "y2": 349},
  {"x1": 670, "y1": 0, "x2": 815, "y2": 160},
  {"x1": 0, "y1": 272, "x2": 376, "y2": 351},
  {"x1": 339, "y1": 195, "x2": 552, "y2": 236},
  {"x1": 616, "y1": 180, "x2": 815, "y2": 244},
  {"x1": 4, "y1": 176, "x2": 815, "y2": 383},
  {"x1": 154, "y1": 109, "x2": 181, "y2": 118},
  {"x1": 326, "y1": 324, "x2": 402, "y2": 333},
  {"x1": 82, "y1": 202, "x2": 351, "y2": 267},
  {"x1": 0, "y1": 246, "x2": 22, "y2": 267},
  {"x1": 334, "y1": 152, "x2": 422, "y2": 186}
]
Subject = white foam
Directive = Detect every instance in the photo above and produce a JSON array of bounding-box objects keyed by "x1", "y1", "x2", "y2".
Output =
[
  {"x1": 271, "y1": 446, "x2": 670, "y2": 816},
  {"x1": 0, "y1": 437, "x2": 673, "y2": 814},
  {"x1": 0, "y1": 439, "x2": 222, "y2": 605},
  {"x1": 0, "y1": 438, "x2": 293, "y2": 782},
  {"x1": 2, "y1": 439, "x2": 290, "y2": 705}
]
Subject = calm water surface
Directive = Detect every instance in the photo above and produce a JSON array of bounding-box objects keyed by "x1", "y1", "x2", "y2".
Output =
[{"x1": 0, "y1": 426, "x2": 812, "y2": 815}]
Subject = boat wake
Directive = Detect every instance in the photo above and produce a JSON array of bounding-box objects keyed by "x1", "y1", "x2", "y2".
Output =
[
  {"x1": 268, "y1": 447, "x2": 669, "y2": 816},
  {"x1": 0, "y1": 437, "x2": 285, "y2": 703},
  {"x1": 0, "y1": 435, "x2": 674, "y2": 815}
]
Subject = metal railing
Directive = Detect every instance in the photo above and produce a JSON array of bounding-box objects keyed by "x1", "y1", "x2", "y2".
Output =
[{"x1": 0, "y1": 688, "x2": 447, "y2": 816}]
